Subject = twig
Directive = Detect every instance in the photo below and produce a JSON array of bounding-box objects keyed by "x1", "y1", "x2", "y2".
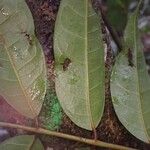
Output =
[{"x1": 0, "y1": 122, "x2": 137, "y2": 150}]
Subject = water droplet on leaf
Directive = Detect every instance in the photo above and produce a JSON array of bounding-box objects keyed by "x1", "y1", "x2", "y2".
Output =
[
  {"x1": 69, "y1": 73, "x2": 79, "y2": 85},
  {"x1": 0, "y1": 8, "x2": 9, "y2": 16},
  {"x1": 112, "y1": 96, "x2": 119, "y2": 105}
]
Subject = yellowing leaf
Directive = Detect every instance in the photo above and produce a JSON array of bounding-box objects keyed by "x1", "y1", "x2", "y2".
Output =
[
  {"x1": 54, "y1": 0, "x2": 104, "y2": 130},
  {"x1": 0, "y1": 0, "x2": 46, "y2": 118},
  {"x1": 111, "y1": 1, "x2": 150, "y2": 142},
  {"x1": 0, "y1": 135, "x2": 44, "y2": 150}
]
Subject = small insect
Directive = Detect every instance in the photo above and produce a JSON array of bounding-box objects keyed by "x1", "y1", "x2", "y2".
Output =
[
  {"x1": 127, "y1": 48, "x2": 134, "y2": 67},
  {"x1": 21, "y1": 31, "x2": 32, "y2": 45},
  {"x1": 61, "y1": 58, "x2": 71, "y2": 71}
]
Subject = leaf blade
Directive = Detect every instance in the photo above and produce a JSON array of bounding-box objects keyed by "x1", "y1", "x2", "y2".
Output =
[
  {"x1": 54, "y1": 0, "x2": 104, "y2": 130},
  {"x1": 111, "y1": 2, "x2": 150, "y2": 142},
  {"x1": 0, "y1": 0, "x2": 46, "y2": 118},
  {"x1": 0, "y1": 135, "x2": 44, "y2": 150}
]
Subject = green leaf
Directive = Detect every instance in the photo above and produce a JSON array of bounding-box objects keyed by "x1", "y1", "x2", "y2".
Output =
[
  {"x1": 54, "y1": 0, "x2": 104, "y2": 130},
  {"x1": 107, "y1": 0, "x2": 130, "y2": 33},
  {"x1": 111, "y1": 2, "x2": 150, "y2": 142},
  {"x1": 0, "y1": 135, "x2": 44, "y2": 150},
  {"x1": 0, "y1": 0, "x2": 46, "y2": 118}
]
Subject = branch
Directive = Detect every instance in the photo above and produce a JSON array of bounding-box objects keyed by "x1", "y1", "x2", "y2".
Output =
[{"x1": 0, "y1": 122, "x2": 137, "y2": 150}]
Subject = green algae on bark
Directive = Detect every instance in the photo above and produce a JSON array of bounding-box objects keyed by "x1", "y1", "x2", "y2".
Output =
[{"x1": 40, "y1": 88, "x2": 62, "y2": 131}]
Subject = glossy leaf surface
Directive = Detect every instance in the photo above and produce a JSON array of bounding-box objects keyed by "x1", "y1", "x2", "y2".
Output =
[
  {"x1": 0, "y1": 135, "x2": 44, "y2": 150},
  {"x1": 54, "y1": 0, "x2": 104, "y2": 130},
  {"x1": 111, "y1": 4, "x2": 150, "y2": 142},
  {"x1": 0, "y1": 0, "x2": 46, "y2": 118}
]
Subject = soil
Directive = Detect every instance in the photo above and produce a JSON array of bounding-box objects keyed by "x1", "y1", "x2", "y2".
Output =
[{"x1": 0, "y1": 0, "x2": 150, "y2": 150}]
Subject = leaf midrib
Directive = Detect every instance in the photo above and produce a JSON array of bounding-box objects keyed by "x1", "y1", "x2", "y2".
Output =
[
  {"x1": 4, "y1": 44, "x2": 36, "y2": 117},
  {"x1": 85, "y1": 0, "x2": 95, "y2": 130},
  {"x1": 133, "y1": 8, "x2": 149, "y2": 140}
]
